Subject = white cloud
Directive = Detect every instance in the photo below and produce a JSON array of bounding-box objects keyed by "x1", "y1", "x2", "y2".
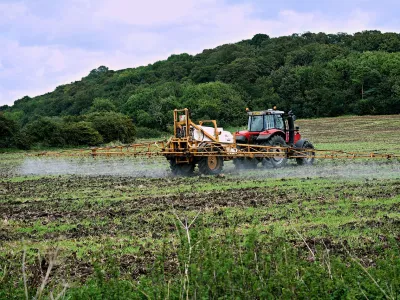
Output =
[
  {"x1": 95, "y1": 0, "x2": 196, "y2": 26},
  {"x1": 0, "y1": 2, "x2": 27, "y2": 23},
  {"x1": 122, "y1": 31, "x2": 167, "y2": 53},
  {"x1": 0, "y1": 0, "x2": 396, "y2": 106}
]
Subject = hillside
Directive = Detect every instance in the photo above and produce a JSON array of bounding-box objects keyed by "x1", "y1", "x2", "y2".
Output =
[
  {"x1": 297, "y1": 114, "x2": 400, "y2": 152},
  {"x1": 1, "y1": 30, "x2": 400, "y2": 148}
]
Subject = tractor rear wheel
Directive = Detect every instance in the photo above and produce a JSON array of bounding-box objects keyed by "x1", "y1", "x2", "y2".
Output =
[
  {"x1": 169, "y1": 160, "x2": 195, "y2": 176},
  {"x1": 261, "y1": 135, "x2": 288, "y2": 168},
  {"x1": 199, "y1": 156, "x2": 224, "y2": 175},
  {"x1": 296, "y1": 141, "x2": 315, "y2": 165}
]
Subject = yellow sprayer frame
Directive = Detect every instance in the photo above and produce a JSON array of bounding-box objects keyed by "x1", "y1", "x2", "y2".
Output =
[{"x1": 33, "y1": 108, "x2": 400, "y2": 165}]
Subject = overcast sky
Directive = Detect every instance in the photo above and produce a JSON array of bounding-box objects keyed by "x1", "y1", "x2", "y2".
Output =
[{"x1": 1, "y1": 0, "x2": 399, "y2": 106}]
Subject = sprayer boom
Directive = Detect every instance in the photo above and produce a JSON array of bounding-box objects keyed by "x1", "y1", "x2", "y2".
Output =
[{"x1": 32, "y1": 108, "x2": 400, "y2": 176}]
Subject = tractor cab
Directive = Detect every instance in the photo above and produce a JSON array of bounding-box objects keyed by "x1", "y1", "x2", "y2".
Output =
[
  {"x1": 247, "y1": 109, "x2": 285, "y2": 132},
  {"x1": 235, "y1": 108, "x2": 301, "y2": 145}
]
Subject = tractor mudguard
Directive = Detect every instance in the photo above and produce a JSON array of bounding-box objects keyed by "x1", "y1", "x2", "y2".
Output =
[
  {"x1": 256, "y1": 131, "x2": 285, "y2": 142},
  {"x1": 235, "y1": 135, "x2": 247, "y2": 143},
  {"x1": 294, "y1": 139, "x2": 308, "y2": 148},
  {"x1": 256, "y1": 134, "x2": 272, "y2": 142}
]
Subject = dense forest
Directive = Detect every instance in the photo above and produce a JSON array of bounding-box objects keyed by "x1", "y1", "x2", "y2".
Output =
[{"x1": 1, "y1": 30, "x2": 400, "y2": 148}]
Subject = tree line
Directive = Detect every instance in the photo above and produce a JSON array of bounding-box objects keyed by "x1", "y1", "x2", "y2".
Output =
[
  {"x1": 1, "y1": 30, "x2": 400, "y2": 148},
  {"x1": 0, "y1": 104, "x2": 135, "y2": 149}
]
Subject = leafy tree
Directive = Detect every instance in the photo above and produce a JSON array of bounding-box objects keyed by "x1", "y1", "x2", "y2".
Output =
[
  {"x1": 4, "y1": 110, "x2": 24, "y2": 125},
  {"x1": 87, "y1": 66, "x2": 110, "y2": 79},
  {"x1": 206, "y1": 44, "x2": 249, "y2": 65},
  {"x1": 63, "y1": 122, "x2": 103, "y2": 146},
  {"x1": 183, "y1": 82, "x2": 246, "y2": 126},
  {"x1": 124, "y1": 83, "x2": 182, "y2": 130},
  {"x1": 86, "y1": 112, "x2": 136, "y2": 143},
  {"x1": 286, "y1": 48, "x2": 315, "y2": 66},
  {"x1": 250, "y1": 34, "x2": 270, "y2": 47},
  {"x1": 0, "y1": 105, "x2": 9, "y2": 112},
  {"x1": 251, "y1": 77, "x2": 280, "y2": 110},
  {"x1": 216, "y1": 58, "x2": 260, "y2": 87},
  {"x1": 89, "y1": 98, "x2": 117, "y2": 113},
  {"x1": 24, "y1": 117, "x2": 65, "y2": 146},
  {"x1": 190, "y1": 65, "x2": 220, "y2": 83},
  {"x1": 0, "y1": 113, "x2": 18, "y2": 148}
]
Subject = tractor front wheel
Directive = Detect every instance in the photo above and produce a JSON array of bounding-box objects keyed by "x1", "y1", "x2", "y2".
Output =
[
  {"x1": 261, "y1": 135, "x2": 288, "y2": 168},
  {"x1": 199, "y1": 156, "x2": 224, "y2": 175}
]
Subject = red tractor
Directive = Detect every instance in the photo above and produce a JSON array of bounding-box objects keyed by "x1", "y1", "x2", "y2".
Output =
[{"x1": 234, "y1": 108, "x2": 314, "y2": 169}]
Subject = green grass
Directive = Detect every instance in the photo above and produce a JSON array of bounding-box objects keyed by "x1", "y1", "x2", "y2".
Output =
[{"x1": 0, "y1": 114, "x2": 399, "y2": 298}]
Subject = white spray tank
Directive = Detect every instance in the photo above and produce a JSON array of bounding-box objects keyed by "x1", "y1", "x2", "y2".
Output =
[{"x1": 192, "y1": 126, "x2": 234, "y2": 143}]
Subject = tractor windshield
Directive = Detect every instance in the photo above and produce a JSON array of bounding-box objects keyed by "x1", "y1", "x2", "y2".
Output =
[
  {"x1": 248, "y1": 114, "x2": 284, "y2": 131},
  {"x1": 248, "y1": 116, "x2": 264, "y2": 131}
]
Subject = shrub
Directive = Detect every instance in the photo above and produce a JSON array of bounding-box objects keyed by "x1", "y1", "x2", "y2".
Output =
[
  {"x1": 24, "y1": 117, "x2": 65, "y2": 147},
  {"x1": 86, "y1": 112, "x2": 136, "y2": 143},
  {"x1": 63, "y1": 122, "x2": 103, "y2": 146},
  {"x1": 135, "y1": 126, "x2": 164, "y2": 139},
  {"x1": 13, "y1": 130, "x2": 32, "y2": 150},
  {"x1": 88, "y1": 98, "x2": 117, "y2": 113},
  {"x1": 0, "y1": 112, "x2": 18, "y2": 148}
]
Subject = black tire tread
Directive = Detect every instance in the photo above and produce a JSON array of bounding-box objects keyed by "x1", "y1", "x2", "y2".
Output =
[
  {"x1": 198, "y1": 157, "x2": 224, "y2": 175},
  {"x1": 261, "y1": 135, "x2": 288, "y2": 168},
  {"x1": 296, "y1": 141, "x2": 315, "y2": 166},
  {"x1": 169, "y1": 160, "x2": 195, "y2": 176}
]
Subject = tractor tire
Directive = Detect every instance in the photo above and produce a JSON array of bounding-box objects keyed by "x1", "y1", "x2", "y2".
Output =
[
  {"x1": 296, "y1": 141, "x2": 315, "y2": 166},
  {"x1": 169, "y1": 160, "x2": 195, "y2": 176},
  {"x1": 198, "y1": 156, "x2": 224, "y2": 175},
  {"x1": 261, "y1": 135, "x2": 288, "y2": 168},
  {"x1": 197, "y1": 143, "x2": 224, "y2": 175}
]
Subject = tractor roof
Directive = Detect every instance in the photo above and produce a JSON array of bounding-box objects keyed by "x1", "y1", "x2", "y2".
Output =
[{"x1": 247, "y1": 109, "x2": 285, "y2": 116}]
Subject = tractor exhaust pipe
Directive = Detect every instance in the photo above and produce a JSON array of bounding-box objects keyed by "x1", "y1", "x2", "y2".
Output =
[{"x1": 287, "y1": 111, "x2": 295, "y2": 145}]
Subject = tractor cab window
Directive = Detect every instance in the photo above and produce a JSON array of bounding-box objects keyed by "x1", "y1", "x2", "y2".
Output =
[
  {"x1": 264, "y1": 115, "x2": 275, "y2": 130},
  {"x1": 274, "y1": 115, "x2": 285, "y2": 130},
  {"x1": 248, "y1": 115, "x2": 264, "y2": 132}
]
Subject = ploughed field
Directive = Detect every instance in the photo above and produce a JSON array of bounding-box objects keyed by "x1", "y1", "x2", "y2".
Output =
[{"x1": 0, "y1": 114, "x2": 400, "y2": 298}]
